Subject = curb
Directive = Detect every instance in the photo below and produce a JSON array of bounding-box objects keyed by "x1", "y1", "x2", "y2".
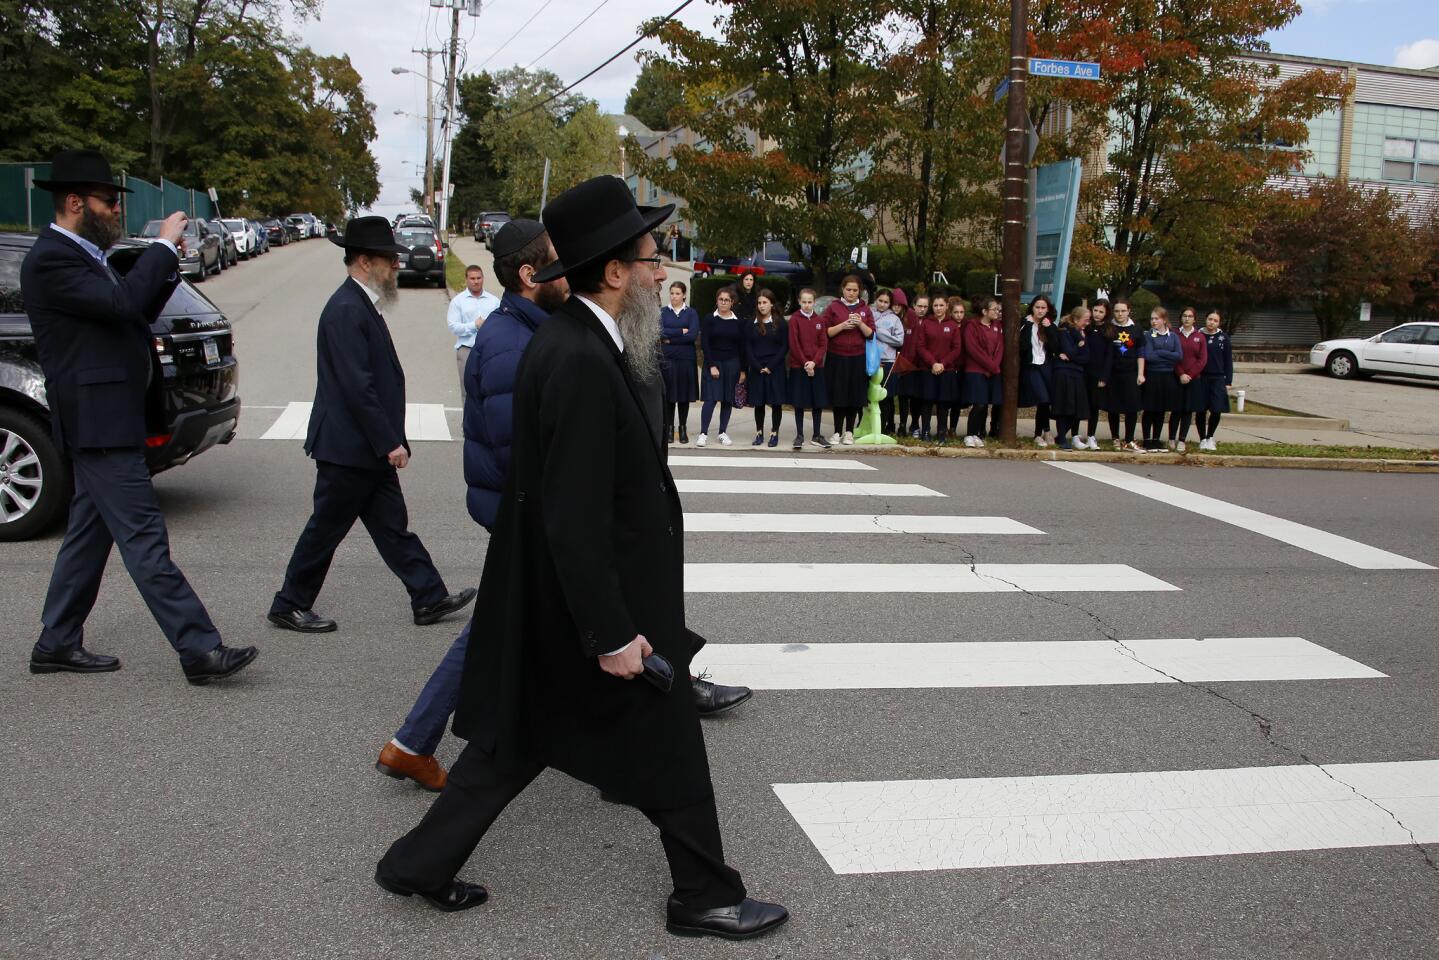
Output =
[
  {"x1": 831, "y1": 444, "x2": 1439, "y2": 474},
  {"x1": 1224, "y1": 412, "x2": 1349, "y2": 431}
]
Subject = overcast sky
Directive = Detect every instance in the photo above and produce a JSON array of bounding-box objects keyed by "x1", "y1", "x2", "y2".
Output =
[{"x1": 288, "y1": 0, "x2": 1438, "y2": 219}]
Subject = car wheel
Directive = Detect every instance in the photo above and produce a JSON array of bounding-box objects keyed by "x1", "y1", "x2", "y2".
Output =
[
  {"x1": 192, "y1": 264, "x2": 205, "y2": 283},
  {"x1": 1326, "y1": 351, "x2": 1359, "y2": 379},
  {"x1": 0, "y1": 407, "x2": 72, "y2": 542}
]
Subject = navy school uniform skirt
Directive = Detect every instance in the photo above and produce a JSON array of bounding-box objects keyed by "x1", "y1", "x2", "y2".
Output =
[
  {"x1": 1050, "y1": 369, "x2": 1090, "y2": 419},
  {"x1": 1085, "y1": 370, "x2": 1107, "y2": 413},
  {"x1": 746, "y1": 365, "x2": 787, "y2": 408},
  {"x1": 824, "y1": 352, "x2": 869, "y2": 407},
  {"x1": 701, "y1": 356, "x2": 742, "y2": 403},
  {"x1": 787, "y1": 364, "x2": 829, "y2": 409},
  {"x1": 1019, "y1": 364, "x2": 1051, "y2": 407},
  {"x1": 1179, "y1": 375, "x2": 1208, "y2": 412},
  {"x1": 962, "y1": 371, "x2": 1003, "y2": 406},
  {"x1": 661, "y1": 355, "x2": 698, "y2": 403},
  {"x1": 1106, "y1": 367, "x2": 1142, "y2": 413},
  {"x1": 896, "y1": 369, "x2": 923, "y2": 398},
  {"x1": 1201, "y1": 376, "x2": 1230, "y2": 413},
  {"x1": 1141, "y1": 371, "x2": 1182, "y2": 412},
  {"x1": 922, "y1": 369, "x2": 960, "y2": 403}
]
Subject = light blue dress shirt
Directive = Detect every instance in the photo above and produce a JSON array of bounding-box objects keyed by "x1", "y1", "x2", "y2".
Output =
[{"x1": 447, "y1": 288, "x2": 501, "y2": 349}]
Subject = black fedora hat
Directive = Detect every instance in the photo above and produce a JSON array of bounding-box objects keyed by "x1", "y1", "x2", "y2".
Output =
[
  {"x1": 34, "y1": 148, "x2": 132, "y2": 194},
  {"x1": 329, "y1": 215, "x2": 410, "y2": 255},
  {"x1": 534, "y1": 176, "x2": 673, "y2": 283}
]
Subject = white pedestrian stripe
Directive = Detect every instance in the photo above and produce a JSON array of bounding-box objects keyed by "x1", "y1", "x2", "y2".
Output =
[
  {"x1": 694, "y1": 637, "x2": 1384, "y2": 689},
  {"x1": 1048, "y1": 461, "x2": 1434, "y2": 571},
  {"x1": 684, "y1": 563, "x2": 1176, "y2": 593},
  {"x1": 669, "y1": 455, "x2": 876, "y2": 471},
  {"x1": 258, "y1": 402, "x2": 452, "y2": 442},
  {"x1": 773, "y1": 760, "x2": 1439, "y2": 874},
  {"x1": 684, "y1": 513, "x2": 1042, "y2": 535},
  {"x1": 676, "y1": 479, "x2": 944, "y2": 497}
]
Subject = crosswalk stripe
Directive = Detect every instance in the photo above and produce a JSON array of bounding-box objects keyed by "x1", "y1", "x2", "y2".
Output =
[
  {"x1": 669, "y1": 455, "x2": 877, "y2": 471},
  {"x1": 683, "y1": 513, "x2": 1043, "y2": 535},
  {"x1": 258, "y1": 401, "x2": 312, "y2": 440},
  {"x1": 676, "y1": 479, "x2": 944, "y2": 497},
  {"x1": 694, "y1": 637, "x2": 1384, "y2": 689},
  {"x1": 772, "y1": 760, "x2": 1439, "y2": 874},
  {"x1": 258, "y1": 402, "x2": 452, "y2": 442},
  {"x1": 684, "y1": 562, "x2": 1177, "y2": 592},
  {"x1": 1048, "y1": 461, "x2": 1434, "y2": 571}
]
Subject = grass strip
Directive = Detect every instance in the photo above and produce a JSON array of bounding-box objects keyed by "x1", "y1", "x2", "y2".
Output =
[
  {"x1": 444, "y1": 244, "x2": 466, "y2": 293},
  {"x1": 893, "y1": 434, "x2": 1436, "y2": 461}
]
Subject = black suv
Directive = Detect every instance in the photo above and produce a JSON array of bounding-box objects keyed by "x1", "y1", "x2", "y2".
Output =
[
  {"x1": 0, "y1": 233, "x2": 241, "y2": 540},
  {"x1": 395, "y1": 225, "x2": 446, "y2": 287}
]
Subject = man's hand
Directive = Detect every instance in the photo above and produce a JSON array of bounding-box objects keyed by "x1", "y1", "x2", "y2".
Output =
[
  {"x1": 158, "y1": 211, "x2": 188, "y2": 247},
  {"x1": 388, "y1": 445, "x2": 409, "y2": 469},
  {"x1": 475, "y1": 317, "x2": 484, "y2": 329},
  {"x1": 599, "y1": 635, "x2": 653, "y2": 679}
]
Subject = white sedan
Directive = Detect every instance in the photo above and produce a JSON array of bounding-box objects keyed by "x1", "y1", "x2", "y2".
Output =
[{"x1": 1310, "y1": 321, "x2": 1439, "y2": 381}]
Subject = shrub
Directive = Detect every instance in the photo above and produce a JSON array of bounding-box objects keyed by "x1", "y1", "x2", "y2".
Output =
[
  {"x1": 1127, "y1": 287, "x2": 1161, "y2": 319},
  {"x1": 965, "y1": 268, "x2": 998, "y2": 300}
]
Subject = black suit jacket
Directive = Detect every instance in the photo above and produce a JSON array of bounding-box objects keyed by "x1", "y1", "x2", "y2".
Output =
[
  {"x1": 454, "y1": 295, "x2": 713, "y2": 809},
  {"x1": 304, "y1": 277, "x2": 408, "y2": 469},
  {"x1": 21, "y1": 226, "x2": 178, "y2": 449}
]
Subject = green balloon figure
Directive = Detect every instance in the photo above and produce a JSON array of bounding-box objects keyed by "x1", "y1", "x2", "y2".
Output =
[{"x1": 854, "y1": 369, "x2": 897, "y2": 445}]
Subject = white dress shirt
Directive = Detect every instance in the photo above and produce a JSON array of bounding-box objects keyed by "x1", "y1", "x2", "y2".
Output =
[{"x1": 447, "y1": 288, "x2": 501, "y2": 349}]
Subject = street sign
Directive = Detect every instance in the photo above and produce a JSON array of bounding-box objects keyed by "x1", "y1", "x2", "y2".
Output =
[
  {"x1": 993, "y1": 78, "x2": 1010, "y2": 103},
  {"x1": 1028, "y1": 58, "x2": 1101, "y2": 80}
]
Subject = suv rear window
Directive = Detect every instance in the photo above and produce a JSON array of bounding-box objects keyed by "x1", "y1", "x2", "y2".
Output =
[{"x1": 397, "y1": 229, "x2": 435, "y2": 247}]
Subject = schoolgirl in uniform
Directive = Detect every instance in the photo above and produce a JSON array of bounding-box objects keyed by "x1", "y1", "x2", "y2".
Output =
[
  {"x1": 743, "y1": 288, "x2": 789, "y2": 447},
  {"x1": 1136, "y1": 306, "x2": 1183, "y2": 452},
  {"x1": 821, "y1": 275, "x2": 875, "y2": 445},
  {"x1": 1018, "y1": 295, "x2": 1055, "y2": 446},
  {"x1": 1051, "y1": 305, "x2": 1092, "y2": 449},
  {"x1": 1081, "y1": 298, "x2": 1112, "y2": 449},
  {"x1": 659, "y1": 281, "x2": 699, "y2": 444},
  {"x1": 734, "y1": 271, "x2": 759, "y2": 321},
  {"x1": 898, "y1": 293, "x2": 929, "y2": 436},
  {"x1": 870, "y1": 289, "x2": 905, "y2": 435},
  {"x1": 697, "y1": 286, "x2": 745, "y2": 447},
  {"x1": 915, "y1": 295, "x2": 962, "y2": 442},
  {"x1": 1105, "y1": 299, "x2": 1143, "y2": 451},
  {"x1": 1198, "y1": 310, "x2": 1233, "y2": 451},
  {"x1": 962, "y1": 297, "x2": 1004, "y2": 447},
  {"x1": 787, "y1": 287, "x2": 830, "y2": 449},
  {"x1": 943, "y1": 299, "x2": 971, "y2": 436},
  {"x1": 1171, "y1": 306, "x2": 1209, "y2": 452}
]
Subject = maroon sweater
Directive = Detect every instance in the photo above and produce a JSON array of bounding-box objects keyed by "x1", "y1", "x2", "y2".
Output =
[
  {"x1": 916, "y1": 315, "x2": 963, "y2": 370},
  {"x1": 963, "y1": 320, "x2": 1003, "y2": 376},
  {"x1": 1176, "y1": 327, "x2": 1209, "y2": 380},
  {"x1": 787, "y1": 310, "x2": 827, "y2": 368},
  {"x1": 821, "y1": 299, "x2": 874, "y2": 357}
]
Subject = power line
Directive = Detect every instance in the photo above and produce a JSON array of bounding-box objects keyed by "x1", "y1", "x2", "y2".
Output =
[
  {"x1": 524, "y1": 0, "x2": 615, "y2": 69},
  {"x1": 474, "y1": 0, "x2": 561, "y2": 70},
  {"x1": 506, "y1": 0, "x2": 697, "y2": 124}
]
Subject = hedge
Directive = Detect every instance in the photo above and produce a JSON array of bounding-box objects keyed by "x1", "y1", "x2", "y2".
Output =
[{"x1": 688, "y1": 273, "x2": 794, "y2": 319}]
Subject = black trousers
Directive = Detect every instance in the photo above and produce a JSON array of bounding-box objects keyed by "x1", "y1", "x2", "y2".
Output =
[
  {"x1": 36, "y1": 446, "x2": 221, "y2": 661},
  {"x1": 271, "y1": 460, "x2": 447, "y2": 615},
  {"x1": 379, "y1": 744, "x2": 746, "y2": 910}
]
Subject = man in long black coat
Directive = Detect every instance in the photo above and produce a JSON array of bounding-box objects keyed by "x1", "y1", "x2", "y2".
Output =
[{"x1": 376, "y1": 178, "x2": 788, "y2": 941}]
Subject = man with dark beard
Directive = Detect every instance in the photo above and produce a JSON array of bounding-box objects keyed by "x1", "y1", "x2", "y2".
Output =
[
  {"x1": 268, "y1": 217, "x2": 475, "y2": 635},
  {"x1": 376, "y1": 178, "x2": 788, "y2": 940},
  {"x1": 23, "y1": 148, "x2": 257, "y2": 683}
]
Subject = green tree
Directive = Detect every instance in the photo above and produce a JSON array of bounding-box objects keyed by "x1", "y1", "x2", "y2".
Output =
[
  {"x1": 624, "y1": 58, "x2": 683, "y2": 132},
  {"x1": 448, "y1": 72, "x2": 505, "y2": 225}
]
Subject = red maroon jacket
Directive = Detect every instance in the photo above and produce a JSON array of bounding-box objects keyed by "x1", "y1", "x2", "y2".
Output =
[
  {"x1": 821, "y1": 299, "x2": 874, "y2": 357},
  {"x1": 916, "y1": 315, "x2": 963, "y2": 371},
  {"x1": 963, "y1": 320, "x2": 1003, "y2": 376},
  {"x1": 1176, "y1": 327, "x2": 1209, "y2": 380},
  {"x1": 787, "y1": 310, "x2": 827, "y2": 369},
  {"x1": 898, "y1": 311, "x2": 925, "y2": 365}
]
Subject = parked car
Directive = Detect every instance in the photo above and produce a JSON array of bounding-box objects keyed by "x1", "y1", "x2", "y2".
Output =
[
  {"x1": 221, "y1": 219, "x2": 258, "y2": 260},
  {"x1": 399, "y1": 214, "x2": 436, "y2": 230},
  {"x1": 0, "y1": 233, "x2": 241, "y2": 540},
  {"x1": 693, "y1": 239, "x2": 811, "y2": 281},
  {"x1": 207, "y1": 220, "x2": 238, "y2": 268},
  {"x1": 282, "y1": 217, "x2": 305, "y2": 242},
  {"x1": 395, "y1": 226, "x2": 446, "y2": 286},
  {"x1": 296, "y1": 213, "x2": 324, "y2": 238},
  {"x1": 1310, "y1": 321, "x2": 1439, "y2": 381},
  {"x1": 262, "y1": 219, "x2": 288, "y2": 246},
  {"x1": 139, "y1": 218, "x2": 222, "y2": 280},
  {"x1": 475, "y1": 211, "x2": 511, "y2": 246},
  {"x1": 246, "y1": 219, "x2": 269, "y2": 255}
]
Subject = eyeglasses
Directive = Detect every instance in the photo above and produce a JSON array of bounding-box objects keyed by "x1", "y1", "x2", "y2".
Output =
[
  {"x1": 86, "y1": 193, "x2": 121, "y2": 210},
  {"x1": 623, "y1": 256, "x2": 665, "y2": 268}
]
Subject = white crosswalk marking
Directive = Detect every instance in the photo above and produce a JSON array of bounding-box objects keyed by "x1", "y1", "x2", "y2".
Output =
[
  {"x1": 684, "y1": 562, "x2": 1177, "y2": 592},
  {"x1": 683, "y1": 513, "x2": 1043, "y2": 534},
  {"x1": 676, "y1": 479, "x2": 944, "y2": 497},
  {"x1": 257, "y1": 401, "x2": 452, "y2": 442},
  {"x1": 694, "y1": 637, "x2": 1385, "y2": 689},
  {"x1": 1048, "y1": 461, "x2": 1434, "y2": 570},
  {"x1": 669, "y1": 455, "x2": 877, "y2": 471},
  {"x1": 258, "y1": 401, "x2": 312, "y2": 440},
  {"x1": 772, "y1": 760, "x2": 1439, "y2": 874}
]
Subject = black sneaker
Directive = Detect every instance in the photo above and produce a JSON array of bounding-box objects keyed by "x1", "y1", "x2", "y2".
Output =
[
  {"x1": 792, "y1": 435, "x2": 804, "y2": 450},
  {"x1": 811, "y1": 434, "x2": 832, "y2": 449}
]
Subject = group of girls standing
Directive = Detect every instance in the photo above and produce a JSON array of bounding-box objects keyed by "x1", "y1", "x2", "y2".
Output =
[{"x1": 887, "y1": 291, "x2": 1006, "y2": 446}]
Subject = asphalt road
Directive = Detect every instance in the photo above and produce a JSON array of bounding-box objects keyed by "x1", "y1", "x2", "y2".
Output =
[{"x1": 2, "y1": 238, "x2": 1437, "y2": 960}]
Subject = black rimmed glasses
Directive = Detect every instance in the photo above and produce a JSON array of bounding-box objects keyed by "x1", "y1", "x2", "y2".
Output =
[
  {"x1": 86, "y1": 193, "x2": 121, "y2": 210},
  {"x1": 623, "y1": 256, "x2": 665, "y2": 268}
]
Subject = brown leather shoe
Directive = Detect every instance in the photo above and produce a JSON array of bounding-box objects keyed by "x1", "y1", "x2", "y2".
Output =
[{"x1": 376, "y1": 743, "x2": 447, "y2": 792}]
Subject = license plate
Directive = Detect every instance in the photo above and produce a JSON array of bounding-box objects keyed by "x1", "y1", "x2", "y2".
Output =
[{"x1": 203, "y1": 338, "x2": 219, "y2": 365}]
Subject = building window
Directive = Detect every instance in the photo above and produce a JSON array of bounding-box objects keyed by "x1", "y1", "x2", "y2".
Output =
[{"x1": 1382, "y1": 137, "x2": 1439, "y2": 183}]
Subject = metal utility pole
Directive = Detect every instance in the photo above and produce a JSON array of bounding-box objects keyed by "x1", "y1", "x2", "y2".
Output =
[
  {"x1": 540, "y1": 157, "x2": 552, "y2": 212},
  {"x1": 998, "y1": 0, "x2": 1028, "y2": 445},
  {"x1": 412, "y1": 47, "x2": 443, "y2": 216},
  {"x1": 438, "y1": 3, "x2": 461, "y2": 243}
]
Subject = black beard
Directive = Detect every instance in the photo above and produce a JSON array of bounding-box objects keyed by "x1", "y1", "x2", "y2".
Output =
[
  {"x1": 616, "y1": 271, "x2": 660, "y2": 383},
  {"x1": 78, "y1": 206, "x2": 123, "y2": 250},
  {"x1": 536, "y1": 279, "x2": 567, "y2": 312}
]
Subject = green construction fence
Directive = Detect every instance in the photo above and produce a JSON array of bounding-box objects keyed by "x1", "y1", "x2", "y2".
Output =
[{"x1": 0, "y1": 162, "x2": 216, "y2": 234}]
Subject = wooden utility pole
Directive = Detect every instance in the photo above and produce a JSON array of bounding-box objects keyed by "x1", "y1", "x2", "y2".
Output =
[
  {"x1": 998, "y1": 0, "x2": 1028, "y2": 444},
  {"x1": 412, "y1": 47, "x2": 442, "y2": 216},
  {"x1": 438, "y1": 3, "x2": 461, "y2": 242}
]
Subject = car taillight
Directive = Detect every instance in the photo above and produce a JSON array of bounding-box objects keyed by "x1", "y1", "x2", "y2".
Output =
[
  {"x1": 153, "y1": 337, "x2": 168, "y2": 355},
  {"x1": 144, "y1": 433, "x2": 172, "y2": 448},
  {"x1": 435, "y1": 246, "x2": 444, "y2": 260}
]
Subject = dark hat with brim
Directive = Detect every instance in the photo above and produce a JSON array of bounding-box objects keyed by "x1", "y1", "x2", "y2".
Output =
[
  {"x1": 534, "y1": 176, "x2": 673, "y2": 283},
  {"x1": 34, "y1": 148, "x2": 132, "y2": 193},
  {"x1": 329, "y1": 215, "x2": 410, "y2": 255}
]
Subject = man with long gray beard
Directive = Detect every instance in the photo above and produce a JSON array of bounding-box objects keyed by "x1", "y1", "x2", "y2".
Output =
[
  {"x1": 268, "y1": 217, "x2": 475, "y2": 635},
  {"x1": 376, "y1": 178, "x2": 788, "y2": 941}
]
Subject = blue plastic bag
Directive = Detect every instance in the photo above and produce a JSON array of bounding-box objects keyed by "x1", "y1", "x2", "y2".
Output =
[{"x1": 864, "y1": 333, "x2": 882, "y2": 376}]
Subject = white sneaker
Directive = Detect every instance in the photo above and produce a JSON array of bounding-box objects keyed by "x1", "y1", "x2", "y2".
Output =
[
  {"x1": 1087, "y1": 436, "x2": 1100, "y2": 450},
  {"x1": 1204, "y1": 438, "x2": 1217, "y2": 451},
  {"x1": 695, "y1": 434, "x2": 707, "y2": 447},
  {"x1": 1176, "y1": 440, "x2": 1187, "y2": 453},
  {"x1": 842, "y1": 431, "x2": 854, "y2": 445},
  {"x1": 718, "y1": 432, "x2": 732, "y2": 446},
  {"x1": 974, "y1": 436, "x2": 986, "y2": 448},
  {"x1": 1035, "y1": 436, "x2": 1050, "y2": 448},
  {"x1": 828, "y1": 432, "x2": 842, "y2": 445},
  {"x1": 1167, "y1": 439, "x2": 1177, "y2": 451}
]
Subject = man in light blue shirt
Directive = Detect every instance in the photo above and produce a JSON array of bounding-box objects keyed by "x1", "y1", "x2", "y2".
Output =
[{"x1": 446, "y1": 264, "x2": 500, "y2": 398}]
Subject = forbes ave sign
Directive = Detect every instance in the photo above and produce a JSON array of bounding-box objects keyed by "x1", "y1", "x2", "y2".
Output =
[{"x1": 1027, "y1": 58, "x2": 1102, "y2": 80}]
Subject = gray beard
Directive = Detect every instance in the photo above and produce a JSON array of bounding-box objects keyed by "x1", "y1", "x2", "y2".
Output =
[
  {"x1": 616, "y1": 273, "x2": 661, "y2": 383},
  {"x1": 78, "y1": 207, "x2": 123, "y2": 250},
  {"x1": 375, "y1": 270, "x2": 399, "y2": 309}
]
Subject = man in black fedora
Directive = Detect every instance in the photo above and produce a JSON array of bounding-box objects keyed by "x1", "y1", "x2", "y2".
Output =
[
  {"x1": 376, "y1": 178, "x2": 788, "y2": 941},
  {"x1": 24, "y1": 148, "x2": 257, "y2": 684},
  {"x1": 268, "y1": 216, "x2": 475, "y2": 634}
]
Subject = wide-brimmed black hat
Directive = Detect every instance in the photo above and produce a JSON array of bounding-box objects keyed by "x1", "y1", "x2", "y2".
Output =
[
  {"x1": 34, "y1": 149, "x2": 132, "y2": 194},
  {"x1": 329, "y1": 215, "x2": 410, "y2": 255},
  {"x1": 534, "y1": 176, "x2": 673, "y2": 283}
]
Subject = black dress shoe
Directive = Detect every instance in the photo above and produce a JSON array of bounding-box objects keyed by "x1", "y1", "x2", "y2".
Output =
[
  {"x1": 666, "y1": 896, "x2": 789, "y2": 940},
  {"x1": 183, "y1": 644, "x2": 258, "y2": 685},
  {"x1": 267, "y1": 609, "x2": 337, "y2": 633},
  {"x1": 29, "y1": 645, "x2": 121, "y2": 675},
  {"x1": 678, "y1": 426, "x2": 689, "y2": 444},
  {"x1": 375, "y1": 866, "x2": 488, "y2": 912},
  {"x1": 691, "y1": 676, "x2": 753, "y2": 717},
  {"x1": 413, "y1": 587, "x2": 477, "y2": 626}
]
